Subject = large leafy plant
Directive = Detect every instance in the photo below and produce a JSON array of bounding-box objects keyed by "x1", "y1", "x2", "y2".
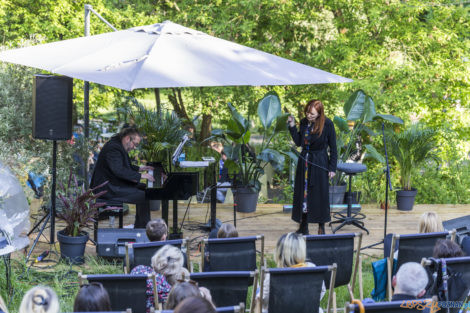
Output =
[
  {"x1": 211, "y1": 92, "x2": 289, "y2": 192},
  {"x1": 332, "y1": 90, "x2": 403, "y2": 185},
  {"x1": 387, "y1": 123, "x2": 439, "y2": 191},
  {"x1": 56, "y1": 173, "x2": 108, "y2": 237},
  {"x1": 129, "y1": 100, "x2": 187, "y2": 167}
]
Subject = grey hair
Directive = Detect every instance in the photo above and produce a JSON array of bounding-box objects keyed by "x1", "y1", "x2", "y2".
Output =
[
  {"x1": 151, "y1": 245, "x2": 184, "y2": 285},
  {"x1": 395, "y1": 262, "x2": 429, "y2": 297},
  {"x1": 19, "y1": 286, "x2": 60, "y2": 313}
]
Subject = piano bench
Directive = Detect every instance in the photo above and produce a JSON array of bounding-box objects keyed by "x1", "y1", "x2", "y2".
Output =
[{"x1": 94, "y1": 200, "x2": 124, "y2": 242}]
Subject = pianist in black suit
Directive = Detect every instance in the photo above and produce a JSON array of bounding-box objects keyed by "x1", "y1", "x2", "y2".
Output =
[{"x1": 90, "y1": 126, "x2": 155, "y2": 228}]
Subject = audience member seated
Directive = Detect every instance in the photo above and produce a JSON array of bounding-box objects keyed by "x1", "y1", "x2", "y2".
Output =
[
  {"x1": 0, "y1": 294, "x2": 8, "y2": 313},
  {"x1": 419, "y1": 212, "x2": 444, "y2": 233},
  {"x1": 384, "y1": 211, "x2": 444, "y2": 258},
  {"x1": 146, "y1": 218, "x2": 168, "y2": 241},
  {"x1": 256, "y1": 232, "x2": 325, "y2": 312},
  {"x1": 433, "y1": 239, "x2": 465, "y2": 259},
  {"x1": 392, "y1": 262, "x2": 428, "y2": 301},
  {"x1": 205, "y1": 223, "x2": 239, "y2": 271},
  {"x1": 73, "y1": 282, "x2": 112, "y2": 312},
  {"x1": 217, "y1": 223, "x2": 238, "y2": 238},
  {"x1": 164, "y1": 282, "x2": 214, "y2": 310},
  {"x1": 19, "y1": 286, "x2": 60, "y2": 313},
  {"x1": 173, "y1": 296, "x2": 216, "y2": 313},
  {"x1": 130, "y1": 244, "x2": 186, "y2": 310}
]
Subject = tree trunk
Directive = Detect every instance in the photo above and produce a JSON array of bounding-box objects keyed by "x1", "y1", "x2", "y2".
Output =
[{"x1": 199, "y1": 114, "x2": 212, "y2": 145}]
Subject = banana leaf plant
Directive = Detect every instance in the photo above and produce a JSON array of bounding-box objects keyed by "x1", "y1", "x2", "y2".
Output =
[
  {"x1": 386, "y1": 123, "x2": 439, "y2": 191},
  {"x1": 210, "y1": 92, "x2": 289, "y2": 192},
  {"x1": 57, "y1": 172, "x2": 110, "y2": 237},
  {"x1": 332, "y1": 89, "x2": 403, "y2": 185}
]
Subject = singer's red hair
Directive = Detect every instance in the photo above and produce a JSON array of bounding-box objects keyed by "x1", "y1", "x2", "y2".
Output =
[{"x1": 303, "y1": 100, "x2": 325, "y2": 135}]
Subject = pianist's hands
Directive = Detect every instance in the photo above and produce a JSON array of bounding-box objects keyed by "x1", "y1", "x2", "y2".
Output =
[{"x1": 141, "y1": 173, "x2": 155, "y2": 182}]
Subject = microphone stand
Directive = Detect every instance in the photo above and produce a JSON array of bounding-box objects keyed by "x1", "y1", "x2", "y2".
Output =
[{"x1": 362, "y1": 123, "x2": 393, "y2": 250}]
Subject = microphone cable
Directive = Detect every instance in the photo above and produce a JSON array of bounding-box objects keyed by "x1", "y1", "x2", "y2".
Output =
[{"x1": 289, "y1": 147, "x2": 331, "y2": 173}]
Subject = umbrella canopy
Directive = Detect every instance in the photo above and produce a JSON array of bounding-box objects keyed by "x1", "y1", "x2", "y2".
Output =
[{"x1": 0, "y1": 21, "x2": 352, "y2": 90}]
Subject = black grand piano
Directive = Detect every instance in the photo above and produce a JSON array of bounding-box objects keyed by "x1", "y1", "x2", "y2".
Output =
[
  {"x1": 145, "y1": 135, "x2": 214, "y2": 239},
  {"x1": 146, "y1": 172, "x2": 199, "y2": 239}
]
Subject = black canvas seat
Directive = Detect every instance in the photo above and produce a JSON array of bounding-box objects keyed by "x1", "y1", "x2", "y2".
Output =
[
  {"x1": 79, "y1": 273, "x2": 154, "y2": 313},
  {"x1": 304, "y1": 233, "x2": 363, "y2": 303},
  {"x1": 261, "y1": 265, "x2": 337, "y2": 313},
  {"x1": 190, "y1": 271, "x2": 257, "y2": 309}
]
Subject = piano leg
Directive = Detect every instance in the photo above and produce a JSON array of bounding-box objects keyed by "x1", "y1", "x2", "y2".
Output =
[
  {"x1": 210, "y1": 186, "x2": 217, "y2": 230},
  {"x1": 173, "y1": 199, "x2": 178, "y2": 235},
  {"x1": 162, "y1": 200, "x2": 169, "y2": 229}
]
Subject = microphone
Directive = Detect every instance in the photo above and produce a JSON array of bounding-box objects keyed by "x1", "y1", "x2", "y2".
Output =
[{"x1": 34, "y1": 250, "x2": 49, "y2": 263}]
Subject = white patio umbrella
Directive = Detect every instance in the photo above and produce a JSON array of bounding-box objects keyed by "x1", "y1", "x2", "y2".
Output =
[{"x1": 0, "y1": 20, "x2": 352, "y2": 90}]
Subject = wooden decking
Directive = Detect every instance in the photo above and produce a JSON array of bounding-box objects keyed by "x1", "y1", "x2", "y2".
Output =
[{"x1": 81, "y1": 201, "x2": 469, "y2": 258}]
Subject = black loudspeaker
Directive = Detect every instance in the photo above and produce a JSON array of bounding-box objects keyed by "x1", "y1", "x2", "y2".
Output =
[
  {"x1": 32, "y1": 74, "x2": 73, "y2": 140},
  {"x1": 96, "y1": 228, "x2": 149, "y2": 258},
  {"x1": 443, "y1": 215, "x2": 470, "y2": 244}
]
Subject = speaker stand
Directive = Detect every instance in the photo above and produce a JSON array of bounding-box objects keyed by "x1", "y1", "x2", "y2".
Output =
[{"x1": 26, "y1": 141, "x2": 57, "y2": 262}]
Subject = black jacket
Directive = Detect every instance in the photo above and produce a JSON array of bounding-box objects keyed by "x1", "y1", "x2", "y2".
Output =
[{"x1": 90, "y1": 136, "x2": 141, "y2": 198}]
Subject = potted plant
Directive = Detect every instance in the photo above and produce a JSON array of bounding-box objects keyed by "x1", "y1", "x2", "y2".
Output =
[
  {"x1": 56, "y1": 172, "x2": 109, "y2": 264},
  {"x1": 211, "y1": 91, "x2": 288, "y2": 212},
  {"x1": 129, "y1": 100, "x2": 187, "y2": 210},
  {"x1": 386, "y1": 123, "x2": 438, "y2": 211},
  {"x1": 331, "y1": 90, "x2": 403, "y2": 204}
]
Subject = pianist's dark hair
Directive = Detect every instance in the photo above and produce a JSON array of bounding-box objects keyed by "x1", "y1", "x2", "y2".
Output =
[{"x1": 115, "y1": 125, "x2": 140, "y2": 140}]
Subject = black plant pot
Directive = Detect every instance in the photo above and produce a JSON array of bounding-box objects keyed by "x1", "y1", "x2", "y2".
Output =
[
  {"x1": 396, "y1": 188, "x2": 417, "y2": 211},
  {"x1": 329, "y1": 184, "x2": 347, "y2": 205},
  {"x1": 233, "y1": 187, "x2": 259, "y2": 213},
  {"x1": 57, "y1": 229, "x2": 88, "y2": 265}
]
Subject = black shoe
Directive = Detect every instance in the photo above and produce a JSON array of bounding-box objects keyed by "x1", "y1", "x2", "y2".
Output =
[{"x1": 318, "y1": 223, "x2": 325, "y2": 235}]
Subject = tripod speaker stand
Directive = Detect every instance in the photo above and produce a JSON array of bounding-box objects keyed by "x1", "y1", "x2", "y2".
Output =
[{"x1": 26, "y1": 141, "x2": 58, "y2": 262}]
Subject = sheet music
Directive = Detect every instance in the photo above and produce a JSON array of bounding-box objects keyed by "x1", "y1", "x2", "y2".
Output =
[{"x1": 178, "y1": 161, "x2": 209, "y2": 168}]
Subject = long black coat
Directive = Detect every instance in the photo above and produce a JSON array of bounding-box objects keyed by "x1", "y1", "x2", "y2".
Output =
[
  {"x1": 289, "y1": 117, "x2": 337, "y2": 223},
  {"x1": 90, "y1": 136, "x2": 142, "y2": 202}
]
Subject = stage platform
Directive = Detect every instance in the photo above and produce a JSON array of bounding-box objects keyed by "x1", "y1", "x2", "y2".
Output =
[{"x1": 26, "y1": 202, "x2": 470, "y2": 260}]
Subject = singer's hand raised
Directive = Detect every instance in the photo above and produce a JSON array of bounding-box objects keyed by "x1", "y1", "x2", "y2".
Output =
[{"x1": 141, "y1": 173, "x2": 155, "y2": 182}]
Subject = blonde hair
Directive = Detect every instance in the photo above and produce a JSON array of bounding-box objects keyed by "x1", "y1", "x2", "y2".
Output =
[
  {"x1": 274, "y1": 232, "x2": 306, "y2": 268},
  {"x1": 217, "y1": 223, "x2": 238, "y2": 238},
  {"x1": 151, "y1": 245, "x2": 184, "y2": 285},
  {"x1": 19, "y1": 286, "x2": 60, "y2": 313},
  {"x1": 418, "y1": 212, "x2": 443, "y2": 233}
]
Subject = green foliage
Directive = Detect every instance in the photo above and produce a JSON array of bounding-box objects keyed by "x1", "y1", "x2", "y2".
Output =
[
  {"x1": 128, "y1": 99, "x2": 186, "y2": 166},
  {"x1": 387, "y1": 123, "x2": 439, "y2": 190},
  {"x1": 0, "y1": 61, "x2": 77, "y2": 203},
  {"x1": 56, "y1": 172, "x2": 108, "y2": 237},
  {"x1": 333, "y1": 90, "x2": 402, "y2": 185},
  {"x1": 0, "y1": 0, "x2": 468, "y2": 203},
  {"x1": 211, "y1": 92, "x2": 288, "y2": 192}
]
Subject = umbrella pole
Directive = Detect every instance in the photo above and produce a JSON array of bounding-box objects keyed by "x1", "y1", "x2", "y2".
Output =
[
  {"x1": 155, "y1": 88, "x2": 161, "y2": 116},
  {"x1": 83, "y1": 5, "x2": 91, "y2": 190}
]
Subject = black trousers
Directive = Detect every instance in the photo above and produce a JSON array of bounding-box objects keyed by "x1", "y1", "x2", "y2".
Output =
[{"x1": 103, "y1": 186, "x2": 150, "y2": 229}]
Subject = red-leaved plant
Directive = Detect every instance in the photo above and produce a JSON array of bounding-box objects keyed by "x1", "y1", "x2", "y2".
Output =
[{"x1": 57, "y1": 172, "x2": 109, "y2": 237}]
